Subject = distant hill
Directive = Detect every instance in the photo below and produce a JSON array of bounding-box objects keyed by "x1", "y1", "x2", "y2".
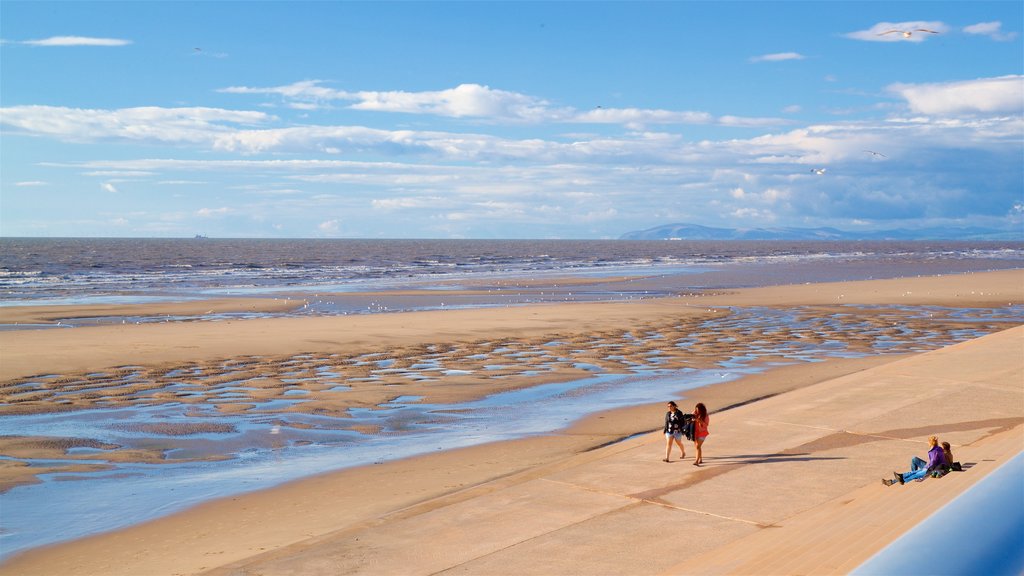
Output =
[{"x1": 619, "y1": 223, "x2": 1022, "y2": 241}]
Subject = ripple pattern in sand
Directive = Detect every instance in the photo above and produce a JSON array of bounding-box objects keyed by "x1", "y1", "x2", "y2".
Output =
[{"x1": 2, "y1": 305, "x2": 1020, "y2": 422}]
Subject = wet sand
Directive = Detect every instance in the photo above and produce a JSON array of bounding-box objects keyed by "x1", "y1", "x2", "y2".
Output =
[
  {"x1": 2, "y1": 269, "x2": 1020, "y2": 382},
  {"x1": 0, "y1": 270, "x2": 1021, "y2": 575},
  {"x1": 0, "y1": 297, "x2": 305, "y2": 326}
]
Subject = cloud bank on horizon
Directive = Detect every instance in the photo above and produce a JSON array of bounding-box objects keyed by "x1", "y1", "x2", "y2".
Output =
[{"x1": 1, "y1": 2, "x2": 1021, "y2": 239}]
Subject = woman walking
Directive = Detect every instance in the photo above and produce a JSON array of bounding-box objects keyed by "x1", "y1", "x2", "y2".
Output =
[
  {"x1": 693, "y1": 402, "x2": 709, "y2": 466},
  {"x1": 663, "y1": 401, "x2": 687, "y2": 462}
]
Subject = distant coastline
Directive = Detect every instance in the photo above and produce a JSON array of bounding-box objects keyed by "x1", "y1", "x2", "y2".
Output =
[{"x1": 620, "y1": 222, "x2": 1023, "y2": 241}]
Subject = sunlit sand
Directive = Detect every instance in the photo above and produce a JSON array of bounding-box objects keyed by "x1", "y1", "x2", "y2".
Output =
[{"x1": 0, "y1": 270, "x2": 1021, "y2": 575}]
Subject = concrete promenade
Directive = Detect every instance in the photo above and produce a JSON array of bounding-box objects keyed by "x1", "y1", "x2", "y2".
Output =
[{"x1": 210, "y1": 325, "x2": 1024, "y2": 576}]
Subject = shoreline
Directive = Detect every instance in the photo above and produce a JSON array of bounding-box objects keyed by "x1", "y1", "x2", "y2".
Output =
[{"x1": 0, "y1": 269, "x2": 1021, "y2": 574}]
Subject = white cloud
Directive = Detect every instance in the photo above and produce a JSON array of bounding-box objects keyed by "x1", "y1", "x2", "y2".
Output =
[
  {"x1": 221, "y1": 81, "x2": 563, "y2": 122},
  {"x1": 45, "y1": 158, "x2": 457, "y2": 173},
  {"x1": 318, "y1": 219, "x2": 341, "y2": 233},
  {"x1": 20, "y1": 36, "x2": 132, "y2": 47},
  {"x1": 1010, "y1": 202, "x2": 1024, "y2": 224},
  {"x1": 219, "y1": 79, "x2": 347, "y2": 100},
  {"x1": 735, "y1": 112, "x2": 1022, "y2": 168},
  {"x1": 730, "y1": 207, "x2": 777, "y2": 221},
  {"x1": 84, "y1": 170, "x2": 155, "y2": 177},
  {"x1": 39, "y1": 102, "x2": 1021, "y2": 177},
  {"x1": 750, "y1": 52, "x2": 805, "y2": 63},
  {"x1": 15, "y1": 180, "x2": 47, "y2": 186},
  {"x1": 718, "y1": 115, "x2": 791, "y2": 128},
  {"x1": 220, "y1": 80, "x2": 763, "y2": 128},
  {"x1": 889, "y1": 75, "x2": 1024, "y2": 116},
  {"x1": 783, "y1": 105, "x2": 802, "y2": 114},
  {"x1": 20, "y1": 91, "x2": 1020, "y2": 236},
  {"x1": 573, "y1": 107, "x2": 712, "y2": 125},
  {"x1": 845, "y1": 21, "x2": 949, "y2": 42},
  {"x1": 196, "y1": 207, "x2": 231, "y2": 217},
  {"x1": 352, "y1": 83, "x2": 562, "y2": 122},
  {"x1": 101, "y1": 182, "x2": 118, "y2": 193},
  {"x1": 761, "y1": 188, "x2": 790, "y2": 203},
  {"x1": 0, "y1": 105, "x2": 273, "y2": 144},
  {"x1": 372, "y1": 196, "x2": 446, "y2": 210},
  {"x1": 963, "y1": 21, "x2": 1017, "y2": 42}
]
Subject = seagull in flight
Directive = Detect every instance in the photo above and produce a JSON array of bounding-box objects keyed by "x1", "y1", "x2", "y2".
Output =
[
  {"x1": 864, "y1": 150, "x2": 887, "y2": 158},
  {"x1": 877, "y1": 28, "x2": 938, "y2": 38},
  {"x1": 810, "y1": 168, "x2": 827, "y2": 175}
]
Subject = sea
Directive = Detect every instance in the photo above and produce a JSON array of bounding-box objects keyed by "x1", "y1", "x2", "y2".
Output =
[
  {"x1": 3, "y1": 238, "x2": 1024, "y2": 310},
  {"x1": 0, "y1": 238, "x2": 1023, "y2": 559}
]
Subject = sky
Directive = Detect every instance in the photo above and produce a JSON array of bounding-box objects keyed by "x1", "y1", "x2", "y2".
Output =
[{"x1": 1, "y1": 1, "x2": 1022, "y2": 239}]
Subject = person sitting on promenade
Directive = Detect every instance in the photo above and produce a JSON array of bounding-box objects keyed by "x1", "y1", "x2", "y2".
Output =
[
  {"x1": 940, "y1": 441, "x2": 962, "y2": 474},
  {"x1": 662, "y1": 401, "x2": 688, "y2": 462},
  {"x1": 882, "y1": 435, "x2": 946, "y2": 485}
]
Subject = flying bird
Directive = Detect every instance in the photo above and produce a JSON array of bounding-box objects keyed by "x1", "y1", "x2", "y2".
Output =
[
  {"x1": 810, "y1": 168, "x2": 827, "y2": 175},
  {"x1": 877, "y1": 29, "x2": 938, "y2": 38},
  {"x1": 864, "y1": 150, "x2": 887, "y2": 158}
]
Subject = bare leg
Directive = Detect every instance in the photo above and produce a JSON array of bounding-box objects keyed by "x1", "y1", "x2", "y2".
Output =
[
  {"x1": 664, "y1": 435, "x2": 672, "y2": 462},
  {"x1": 694, "y1": 438, "x2": 705, "y2": 465},
  {"x1": 674, "y1": 437, "x2": 686, "y2": 459}
]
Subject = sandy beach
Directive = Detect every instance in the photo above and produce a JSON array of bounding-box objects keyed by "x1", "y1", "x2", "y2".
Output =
[{"x1": 0, "y1": 269, "x2": 1021, "y2": 575}]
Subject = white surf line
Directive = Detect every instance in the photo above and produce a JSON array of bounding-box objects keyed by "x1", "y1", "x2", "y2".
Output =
[{"x1": 540, "y1": 478, "x2": 769, "y2": 527}]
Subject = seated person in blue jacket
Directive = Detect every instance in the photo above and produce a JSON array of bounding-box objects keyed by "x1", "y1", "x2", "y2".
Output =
[{"x1": 883, "y1": 435, "x2": 946, "y2": 486}]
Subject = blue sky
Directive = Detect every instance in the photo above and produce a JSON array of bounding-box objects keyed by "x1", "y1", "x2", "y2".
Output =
[{"x1": 1, "y1": 1, "x2": 1022, "y2": 239}]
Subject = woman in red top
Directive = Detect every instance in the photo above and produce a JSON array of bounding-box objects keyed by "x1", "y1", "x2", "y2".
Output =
[{"x1": 693, "y1": 402, "x2": 709, "y2": 466}]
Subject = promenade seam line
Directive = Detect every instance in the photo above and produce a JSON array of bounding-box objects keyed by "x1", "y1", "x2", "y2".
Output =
[
  {"x1": 539, "y1": 477, "x2": 638, "y2": 504},
  {"x1": 841, "y1": 430, "x2": 938, "y2": 444},
  {"x1": 638, "y1": 500, "x2": 769, "y2": 527},
  {"x1": 752, "y1": 418, "x2": 977, "y2": 446},
  {"x1": 539, "y1": 478, "x2": 768, "y2": 527},
  {"x1": 425, "y1": 501, "x2": 644, "y2": 576},
  {"x1": 750, "y1": 419, "x2": 840, "y2": 432},
  {"x1": 748, "y1": 420, "x2": 946, "y2": 444}
]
